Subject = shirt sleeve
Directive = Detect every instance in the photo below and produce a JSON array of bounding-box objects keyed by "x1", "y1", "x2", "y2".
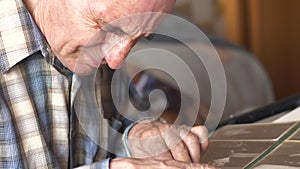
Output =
[
  {"x1": 121, "y1": 117, "x2": 154, "y2": 157},
  {"x1": 122, "y1": 116, "x2": 168, "y2": 157},
  {"x1": 74, "y1": 159, "x2": 110, "y2": 169}
]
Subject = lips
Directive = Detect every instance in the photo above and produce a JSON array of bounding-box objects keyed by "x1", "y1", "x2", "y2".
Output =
[{"x1": 100, "y1": 59, "x2": 107, "y2": 65}]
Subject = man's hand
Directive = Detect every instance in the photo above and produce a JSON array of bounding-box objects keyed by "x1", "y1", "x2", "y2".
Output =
[
  {"x1": 110, "y1": 158, "x2": 219, "y2": 169},
  {"x1": 127, "y1": 120, "x2": 209, "y2": 163}
]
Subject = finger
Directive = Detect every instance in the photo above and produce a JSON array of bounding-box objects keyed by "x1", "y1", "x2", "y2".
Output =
[
  {"x1": 163, "y1": 160, "x2": 220, "y2": 169},
  {"x1": 150, "y1": 134, "x2": 173, "y2": 161},
  {"x1": 200, "y1": 139, "x2": 209, "y2": 157},
  {"x1": 169, "y1": 139, "x2": 192, "y2": 162},
  {"x1": 177, "y1": 125, "x2": 201, "y2": 162},
  {"x1": 163, "y1": 126, "x2": 192, "y2": 162},
  {"x1": 110, "y1": 158, "x2": 220, "y2": 169},
  {"x1": 191, "y1": 126, "x2": 209, "y2": 155},
  {"x1": 192, "y1": 163, "x2": 221, "y2": 169},
  {"x1": 181, "y1": 132, "x2": 201, "y2": 163}
]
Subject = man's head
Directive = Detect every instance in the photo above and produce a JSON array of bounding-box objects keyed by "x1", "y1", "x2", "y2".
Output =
[{"x1": 24, "y1": 0, "x2": 176, "y2": 74}]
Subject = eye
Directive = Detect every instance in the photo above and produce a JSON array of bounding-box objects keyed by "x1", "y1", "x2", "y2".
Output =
[
  {"x1": 103, "y1": 24, "x2": 127, "y2": 37},
  {"x1": 145, "y1": 33, "x2": 155, "y2": 40}
]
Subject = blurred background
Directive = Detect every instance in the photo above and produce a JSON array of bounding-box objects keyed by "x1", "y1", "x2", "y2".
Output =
[
  {"x1": 174, "y1": 0, "x2": 300, "y2": 100},
  {"x1": 128, "y1": 0, "x2": 300, "y2": 126}
]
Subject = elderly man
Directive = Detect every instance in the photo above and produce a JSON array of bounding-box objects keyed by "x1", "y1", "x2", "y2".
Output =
[{"x1": 0, "y1": 0, "x2": 217, "y2": 168}]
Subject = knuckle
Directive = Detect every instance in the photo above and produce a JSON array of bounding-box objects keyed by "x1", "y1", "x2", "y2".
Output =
[
  {"x1": 141, "y1": 128, "x2": 161, "y2": 138},
  {"x1": 185, "y1": 134, "x2": 199, "y2": 144},
  {"x1": 176, "y1": 141, "x2": 186, "y2": 149}
]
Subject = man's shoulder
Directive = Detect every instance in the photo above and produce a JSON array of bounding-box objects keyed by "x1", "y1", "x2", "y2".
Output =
[{"x1": 0, "y1": 0, "x2": 48, "y2": 75}]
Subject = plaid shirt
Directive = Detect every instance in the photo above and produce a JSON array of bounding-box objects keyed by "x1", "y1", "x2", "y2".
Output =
[{"x1": 0, "y1": 0, "x2": 139, "y2": 168}]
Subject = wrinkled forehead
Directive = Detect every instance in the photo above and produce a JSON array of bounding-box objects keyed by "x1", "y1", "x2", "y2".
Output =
[
  {"x1": 103, "y1": 13, "x2": 164, "y2": 37},
  {"x1": 98, "y1": 0, "x2": 175, "y2": 37},
  {"x1": 100, "y1": 0, "x2": 175, "y2": 23},
  {"x1": 132, "y1": 0, "x2": 176, "y2": 13}
]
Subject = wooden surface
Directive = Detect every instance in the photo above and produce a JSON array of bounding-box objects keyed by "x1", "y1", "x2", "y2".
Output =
[
  {"x1": 223, "y1": 0, "x2": 300, "y2": 99},
  {"x1": 222, "y1": 0, "x2": 248, "y2": 48}
]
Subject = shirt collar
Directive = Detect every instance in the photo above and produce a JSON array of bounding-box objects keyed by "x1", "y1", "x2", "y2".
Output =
[{"x1": 0, "y1": 0, "x2": 49, "y2": 75}]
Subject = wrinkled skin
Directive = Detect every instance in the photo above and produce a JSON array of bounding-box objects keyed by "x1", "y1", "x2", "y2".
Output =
[
  {"x1": 24, "y1": 0, "x2": 218, "y2": 168},
  {"x1": 24, "y1": 0, "x2": 175, "y2": 74},
  {"x1": 128, "y1": 121, "x2": 209, "y2": 162}
]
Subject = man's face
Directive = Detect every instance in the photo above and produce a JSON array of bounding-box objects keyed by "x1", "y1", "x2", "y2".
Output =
[{"x1": 36, "y1": 0, "x2": 175, "y2": 74}]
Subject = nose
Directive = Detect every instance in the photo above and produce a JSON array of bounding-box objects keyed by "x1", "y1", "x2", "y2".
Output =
[{"x1": 104, "y1": 38, "x2": 135, "y2": 69}]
